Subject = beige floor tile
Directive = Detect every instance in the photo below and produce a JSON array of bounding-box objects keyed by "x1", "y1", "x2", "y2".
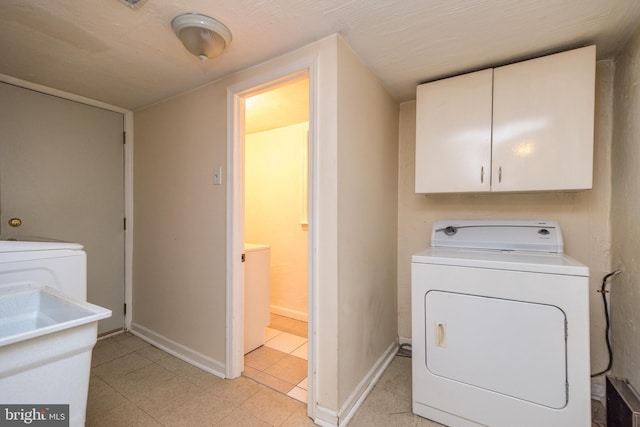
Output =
[
  {"x1": 86, "y1": 375, "x2": 129, "y2": 422},
  {"x1": 176, "y1": 363, "x2": 227, "y2": 390},
  {"x1": 148, "y1": 350, "x2": 191, "y2": 372},
  {"x1": 243, "y1": 366, "x2": 295, "y2": 394},
  {"x1": 91, "y1": 337, "x2": 135, "y2": 367},
  {"x1": 264, "y1": 332, "x2": 307, "y2": 354},
  {"x1": 117, "y1": 334, "x2": 150, "y2": 352},
  {"x1": 132, "y1": 376, "x2": 205, "y2": 417},
  {"x1": 154, "y1": 390, "x2": 235, "y2": 426},
  {"x1": 244, "y1": 346, "x2": 288, "y2": 371},
  {"x1": 207, "y1": 376, "x2": 262, "y2": 406},
  {"x1": 264, "y1": 327, "x2": 281, "y2": 341},
  {"x1": 107, "y1": 363, "x2": 175, "y2": 400},
  {"x1": 92, "y1": 352, "x2": 154, "y2": 384},
  {"x1": 216, "y1": 408, "x2": 271, "y2": 427},
  {"x1": 148, "y1": 350, "x2": 223, "y2": 388},
  {"x1": 291, "y1": 341, "x2": 308, "y2": 360},
  {"x1": 296, "y1": 377, "x2": 308, "y2": 390},
  {"x1": 281, "y1": 405, "x2": 316, "y2": 427},
  {"x1": 264, "y1": 354, "x2": 308, "y2": 385},
  {"x1": 135, "y1": 345, "x2": 168, "y2": 362},
  {"x1": 286, "y1": 386, "x2": 307, "y2": 403},
  {"x1": 269, "y1": 314, "x2": 308, "y2": 338},
  {"x1": 239, "y1": 387, "x2": 302, "y2": 426},
  {"x1": 85, "y1": 400, "x2": 162, "y2": 427}
]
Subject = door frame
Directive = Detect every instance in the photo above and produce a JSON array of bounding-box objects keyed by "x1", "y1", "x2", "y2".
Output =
[
  {"x1": 226, "y1": 59, "x2": 317, "y2": 417},
  {"x1": 0, "y1": 73, "x2": 134, "y2": 331}
]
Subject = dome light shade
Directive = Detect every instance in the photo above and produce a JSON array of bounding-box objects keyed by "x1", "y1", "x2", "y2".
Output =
[{"x1": 171, "y1": 13, "x2": 232, "y2": 61}]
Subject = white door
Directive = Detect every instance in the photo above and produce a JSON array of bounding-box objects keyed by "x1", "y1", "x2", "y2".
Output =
[{"x1": 0, "y1": 82, "x2": 125, "y2": 333}]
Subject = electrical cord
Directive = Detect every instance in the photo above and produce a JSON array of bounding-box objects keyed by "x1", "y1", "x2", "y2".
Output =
[
  {"x1": 397, "y1": 343, "x2": 412, "y2": 358},
  {"x1": 591, "y1": 270, "x2": 621, "y2": 377}
]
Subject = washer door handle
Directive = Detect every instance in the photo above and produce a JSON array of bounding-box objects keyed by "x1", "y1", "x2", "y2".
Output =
[{"x1": 435, "y1": 321, "x2": 446, "y2": 347}]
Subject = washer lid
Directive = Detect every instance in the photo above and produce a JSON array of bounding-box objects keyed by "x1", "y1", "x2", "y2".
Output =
[
  {"x1": 431, "y1": 220, "x2": 563, "y2": 253},
  {"x1": 0, "y1": 235, "x2": 83, "y2": 252}
]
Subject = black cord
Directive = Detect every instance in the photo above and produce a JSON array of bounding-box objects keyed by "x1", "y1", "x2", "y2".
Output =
[
  {"x1": 397, "y1": 343, "x2": 412, "y2": 358},
  {"x1": 591, "y1": 270, "x2": 620, "y2": 377}
]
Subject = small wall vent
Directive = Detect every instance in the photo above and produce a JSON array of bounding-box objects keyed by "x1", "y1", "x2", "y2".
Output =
[{"x1": 607, "y1": 376, "x2": 640, "y2": 427}]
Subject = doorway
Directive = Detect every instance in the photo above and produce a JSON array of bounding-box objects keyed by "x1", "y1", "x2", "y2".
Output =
[
  {"x1": 242, "y1": 76, "x2": 310, "y2": 402},
  {"x1": 226, "y1": 66, "x2": 315, "y2": 412}
]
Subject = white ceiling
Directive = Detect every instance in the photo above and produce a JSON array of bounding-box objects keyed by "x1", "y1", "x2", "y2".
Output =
[{"x1": 1, "y1": 0, "x2": 639, "y2": 111}]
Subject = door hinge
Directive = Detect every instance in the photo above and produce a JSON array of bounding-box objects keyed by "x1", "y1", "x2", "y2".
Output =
[
  {"x1": 124, "y1": 303, "x2": 127, "y2": 315},
  {"x1": 241, "y1": 253, "x2": 245, "y2": 262},
  {"x1": 124, "y1": 217, "x2": 127, "y2": 230},
  {"x1": 123, "y1": 131, "x2": 126, "y2": 144}
]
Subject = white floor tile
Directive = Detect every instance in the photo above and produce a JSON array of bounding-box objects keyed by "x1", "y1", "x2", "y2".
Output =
[
  {"x1": 264, "y1": 327, "x2": 281, "y2": 341},
  {"x1": 287, "y1": 386, "x2": 308, "y2": 403},
  {"x1": 265, "y1": 332, "x2": 307, "y2": 354},
  {"x1": 296, "y1": 377, "x2": 308, "y2": 391},
  {"x1": 291, "y1": 342, "x2": 308, "y2": 360}
]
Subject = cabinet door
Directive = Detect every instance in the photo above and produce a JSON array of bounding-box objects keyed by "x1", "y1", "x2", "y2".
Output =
[
  {"x1": 415, "y1": 69, "x2": 493, "y2": 193},
  {"x1": 491, "y1": 46, "x2": 595, "y2": 191}
]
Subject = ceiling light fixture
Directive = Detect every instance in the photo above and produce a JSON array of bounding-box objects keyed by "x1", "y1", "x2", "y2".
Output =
[{"x1": 171, "y1": 13, "x2": 232, "y2": 61}]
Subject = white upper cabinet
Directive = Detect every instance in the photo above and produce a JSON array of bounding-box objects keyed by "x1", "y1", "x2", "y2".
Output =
[
  {"x1": 415, "y1": 45, "x2": 596, "y2": 193},
  {"x1": 415, "y1": 69, "x2": 493, "y2": 193}
]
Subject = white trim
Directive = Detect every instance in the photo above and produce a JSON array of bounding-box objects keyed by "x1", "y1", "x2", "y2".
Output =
[
  {"x1": 130, "y1": 323, "x2": 226, "y2": 378},
  {"x1": 226, "y1": 85, "x2": 245, "y2": 379},
  {"x1": 0, "y1": 73, "x2": 129, "y2": 113},
  {"x1": 0, "y1": 72, "x2": 133, "y2": 333},
  {"x1": 124, "y1": 112, "x2": 134, "y2": 330},
  {"x1": 314, "y1": 406, "x2": 339, "y2": 427},
  {"x1": 399, "y1": 336, "x2": 412, "y2": 346},
  {"x1": 226, "y1": 56, "x2": 319, "y2": 420},
  {"x1": 338, "y1": 340, "x2": 399, "y2": 426},
  {"x1": 270, "y1": 305, "x2": 308, "y2": 322}
]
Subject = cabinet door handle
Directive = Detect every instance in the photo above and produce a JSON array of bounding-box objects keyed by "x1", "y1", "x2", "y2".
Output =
[
  {"x1": 480, "y1": 166, "x2": 484, "y2": 183},
  {"x1": 499, "y1": 166, "x2": 502, "y2": 183}
]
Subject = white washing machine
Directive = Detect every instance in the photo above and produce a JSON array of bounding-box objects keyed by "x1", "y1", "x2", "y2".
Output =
[{"x1": 412, "y1": 220, "x2": 591, "y2": 427}]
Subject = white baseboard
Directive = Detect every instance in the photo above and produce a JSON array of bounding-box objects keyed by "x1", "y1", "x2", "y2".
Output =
[
  {"x1": 129, "y1": 323, "x2": 226, "y2": 379},
  {"x1": 399, "y1": 336, "x2": 412, "y2": 346},
  {"x1": 271, "y1": 305, "x2": 308, "y2": 322},
  {"x1": 314, "y1": 406, "x2": 339, "y2": 427},
  {"x1": 313, "y1": 339, "x2": 399, "y2": 426},
  {"x1": 591, "y1": 378, "x2": 606, "y2": 403}
]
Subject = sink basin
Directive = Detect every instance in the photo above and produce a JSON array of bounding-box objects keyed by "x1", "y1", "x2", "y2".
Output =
[
  {"x1": 0, "y1": 285, "x2": 110, "y2": 346},
  {"x1": 0, "y1": 285, "x2": 111, "y2": 426}
]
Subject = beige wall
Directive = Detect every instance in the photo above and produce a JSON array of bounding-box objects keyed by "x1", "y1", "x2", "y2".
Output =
[
  {"x1": 132, "y1": 38, "x2": 333, "y2": 373},
  {"x1": 611, "y1": 25, "x2": 640, "y2": 390},
  {"x1": 245, "y1": 123, "x2": 309, "y2": 319},
  {"x1": 133, "y1": 83, "x2": 227, "y2": 362},
  {"x1": 336, "y1": 37, "x2": 399, "y2": 407},
  {"x1": 133, "y1": 34, "x2": 399, "y2": 419},
  {"x1": 397, "y1": 60, "x2": 614, "y2": 375}
]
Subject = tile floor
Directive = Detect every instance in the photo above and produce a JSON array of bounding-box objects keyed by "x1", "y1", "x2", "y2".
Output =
[
  {"x1": 87, "y1": 332, "x2": 606, "y2": 426},
  {"x1": 87, "y1": 332, "x2": 315, "y2": 426},
  {"x1": 243, "y1": 314, "x2": 308, "y2": 403}
]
